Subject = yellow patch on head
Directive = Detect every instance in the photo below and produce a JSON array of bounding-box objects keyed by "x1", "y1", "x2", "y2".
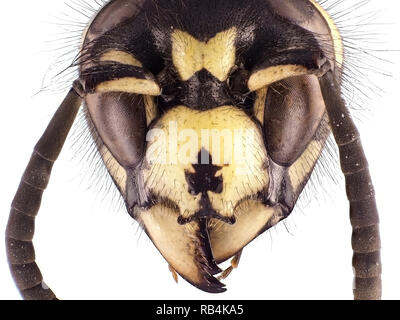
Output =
[
  {"x1": 248, "y1": 65, "x2": 309, "y2": 91},
  {"x1": 172, "y1": 28, "x2": 237, "y2": 81},
  {"x1": 99, "y1": 145, "x2": 127, "y2": 195},
  {"x1": 253, "y1": 86, "x2": 268, "y2": 124},
  {"x1": 100, "y1": 50, "x2": 143, "y2": 67},
  {"x1": 143, "y1": 105, "x2": 269, "y2": 221},
  {"x1": 96, "y1": 78, "x2": 161, "y2": 96},
  {"x1": 144, "y1": 95, "x2": 158, "y2": 126},
  {"x1": 209, "y1": 200, "x2": 278, "y2": 263},
  {"x1": 138, "y1": 205, "x2": 204, "y2": 284},
  {"x1": 288, "y1": 139, "x2": 324, "y2": 192}
]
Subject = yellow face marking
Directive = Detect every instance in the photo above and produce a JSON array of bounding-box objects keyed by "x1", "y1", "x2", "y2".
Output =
[
  {"x1": 96, "y1": 78, "x2": 161, "y2": 96},
  {"x1": 172, "y1": 28, "x2": 237, "y2": 81},
  {"x1": 204, "y1": 29, "x2": 237, "y2": 81},
  {"x1": 209, "y1": 200, "x2": 277, "y2": 263},
  {"x1": 253, "y1": 86, "x2": 268, "y2": 124},
  {"x1": 100, "y1": 145, "x2": 127, "y2": 195},
  {"x1": 288, "y1": 139, "x2": 324, "y2": 192},
  {"x1": 100, "y1": 50, "x2": 143, "y2": 67},
  {"x1": 309, "y1": 0, "x2": 344, "y2": 68},
  {"x1": 248, "y1": 65, "x2": 309, "y2": 91},
  {"x1": 138, "y1": 205, "x2": 204, "y2": 285},
  {"x1": 143, "y1": 105, "x2": 269, "y2": 221},
  {"x1": 144, "y1": 95, "x2": 158, "y2": 126}
]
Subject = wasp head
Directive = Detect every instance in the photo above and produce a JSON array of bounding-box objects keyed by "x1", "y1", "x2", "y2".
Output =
[{"x1": 77, "y1": 0, "x2": 342, "y2": 293}]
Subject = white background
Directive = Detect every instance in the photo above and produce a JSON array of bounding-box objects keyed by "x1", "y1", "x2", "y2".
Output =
[{"x1": 0, "y1": 0, "x2": 399, "y2": 300}]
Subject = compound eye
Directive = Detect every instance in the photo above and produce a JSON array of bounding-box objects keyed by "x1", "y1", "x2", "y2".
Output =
[
  {"x1": 79, "y1": 0, "x2": 160, "y2": 169},
  {"x1": 79, "y1": 51, "x2": 159, "y2": 170},
  {"x1": 86, "y1": 92, "x2": 147, "y2": 168},
  {"x1": 264, "y1": 74, "x2": 326, "y2": 166}
]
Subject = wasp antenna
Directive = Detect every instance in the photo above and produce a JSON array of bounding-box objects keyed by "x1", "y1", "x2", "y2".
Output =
[
  {"x1": 5, "y1": 84, "x2": 83, "y2": 300},
  {"x1": 319, "y1": 71, "x2": 381, "y2": 300}
]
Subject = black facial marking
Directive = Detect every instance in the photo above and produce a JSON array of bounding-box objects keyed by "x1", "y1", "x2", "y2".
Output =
[
  {"x1": 157, "y1": 66, "x2": 255, "y2": 113},
  {"x1": 185, "y1": 149, "x2": 223, "y2": 196},
  {"x1": 180, "y1": 150, "x2": 235, "y2": 225},
  {"x1": 158, "y1": 69, "x2": 235, "y2": 110}
]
